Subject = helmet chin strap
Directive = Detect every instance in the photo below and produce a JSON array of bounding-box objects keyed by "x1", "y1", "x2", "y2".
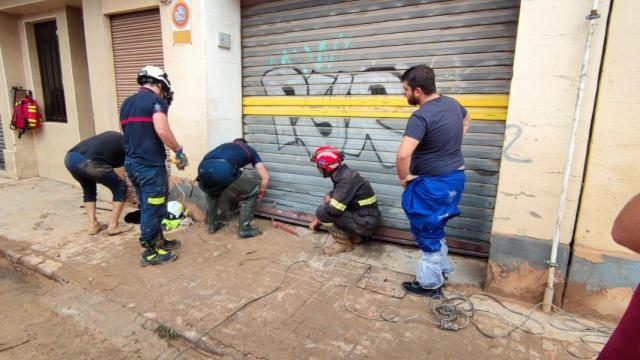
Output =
[
  {"x1": 319, "y1": 168, "x2": 332, "y2": 178},
  {"x1": 162, "y1": 89, "x2": 174, "y2": 106}
]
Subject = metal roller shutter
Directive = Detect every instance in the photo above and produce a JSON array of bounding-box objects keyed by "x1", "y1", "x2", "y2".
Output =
[
  {"x1": 111, "y1": 9, "x2": 169, "y2": 203},
  {"x1": 241, "y1": 0, "x2": 519, "y2": 256},
  {"x1": 111, "y1": 9, "x2": 165, "y2": 109}
]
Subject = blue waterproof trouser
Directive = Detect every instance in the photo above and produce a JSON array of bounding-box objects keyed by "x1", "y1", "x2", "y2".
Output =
[
  {"x1": 402, "y1": 171, "x2": 465, "y2": 289},
  {"x1": 124, "y1": 160, "x2": 167, "y2": 248},
  {"x1": 401, "y1": 171, "x2": 465, "y2": 252}
]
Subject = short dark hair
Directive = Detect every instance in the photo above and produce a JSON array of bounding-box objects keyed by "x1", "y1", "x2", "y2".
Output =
[
  {"x1": 401, "y1": 65, "x2": 436, "y2": 95},
  {"x1": 233, "y1": 138, "x2": 247, "y2": 144}
]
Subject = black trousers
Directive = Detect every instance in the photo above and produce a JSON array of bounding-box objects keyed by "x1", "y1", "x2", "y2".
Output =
[{"x1": 316, "y1": 206, "x2": 380, "y2": 237}]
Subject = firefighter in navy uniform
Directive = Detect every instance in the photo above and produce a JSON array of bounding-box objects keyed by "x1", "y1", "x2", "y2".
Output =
[
  {"x1": 121, "y1": 65, "x2": 189, "y2": 266},
  {"x1": 309, "y1": 146, "x2": 381, "y2": 255},
  {"x1": 197, "y1": 138, "x2": 270, "y2": 238}
]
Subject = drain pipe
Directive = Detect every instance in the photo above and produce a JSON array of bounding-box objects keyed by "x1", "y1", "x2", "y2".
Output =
[{"x1": 542, "y1": 0, "x2": 601, "y2": 313}]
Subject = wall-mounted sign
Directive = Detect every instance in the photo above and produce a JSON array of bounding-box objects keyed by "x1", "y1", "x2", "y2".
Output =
[{"x1": 171, "y1": 0, "x2": 191, "y2": 45}]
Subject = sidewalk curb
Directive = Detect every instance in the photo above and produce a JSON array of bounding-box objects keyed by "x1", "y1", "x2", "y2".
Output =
[
  {"x1": 1, "y1": 246, "x2": 69, "y2": 284},
  {"x1": 0, "y1": 243, "x2": 234, "y2": 358}
]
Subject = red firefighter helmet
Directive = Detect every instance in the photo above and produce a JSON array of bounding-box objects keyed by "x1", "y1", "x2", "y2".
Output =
[{"x1": 311, "y1": 146, "x2": 344, "y2": 177}]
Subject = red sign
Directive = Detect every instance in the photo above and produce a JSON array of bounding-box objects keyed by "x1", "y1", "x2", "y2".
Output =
[{"x1": 172, "y1": 1, "x2": 190, "y2": 29}]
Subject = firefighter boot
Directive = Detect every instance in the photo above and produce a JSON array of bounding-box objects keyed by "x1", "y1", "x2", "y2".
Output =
[
  {"x1": 139, "y1": 238, "x2": 177, "y2": 266},
  {"x1": 228, "y1": 175, "x2": 262, "y2": 238},
  {"x1": 349, "y1": 233, "x2": 363, "y2": 244},
  {"x1": 156, "y1": 232, "x2": 181, "y2": 251},
  {"x1": 140, "y1": 247, "x2": 177, "y2": 266},
  {"x1": 238, "y1": 196, "x2": 262, "y2": 238},
  {"x1": 206, "y1": 195, "x2": 223, "y2": 234},
  {"x1": 323, "y1": 226, "x2": 354, "y2": 255}
]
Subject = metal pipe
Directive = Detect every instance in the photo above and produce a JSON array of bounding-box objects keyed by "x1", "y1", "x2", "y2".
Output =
[{"x1": 542, "y1": 0, "x2": 601, "y2": 313}]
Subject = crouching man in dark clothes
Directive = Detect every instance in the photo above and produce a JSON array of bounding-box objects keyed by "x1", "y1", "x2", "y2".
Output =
[
  {"x1": 309, "y1": 146, "x2": 381, "y2": 255},
  {"x1": 197, "y1": 138, "x2": 270, "y2": 238}
]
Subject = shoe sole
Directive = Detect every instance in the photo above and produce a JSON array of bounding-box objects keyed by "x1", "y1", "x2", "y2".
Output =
[
  {"x1": 208, "y1": 224, "x2": 225, "y2": 234},
  {"x1": 404, "y1": 289, "x2": 444, "y2": 299},
  {"x1": 107, "y1": 227, "x2": 134, "y2": 236},
  {"x1": 238, "y1": 232, "x2": 263, "y2": 239},
  {"x1": 403, "y1": 283, "x2": 444, "y2": 298},
  {"x1": 140, "y1": 254, "x2": 178, "y2": 267},
  {"x1": 89, "y1": 223, "x2": 108, "y2": 235}
]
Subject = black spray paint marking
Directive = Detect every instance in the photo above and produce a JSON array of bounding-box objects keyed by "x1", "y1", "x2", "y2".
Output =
[{"x1": 261, "y1": 66, "x2": 405, "y2": 167}]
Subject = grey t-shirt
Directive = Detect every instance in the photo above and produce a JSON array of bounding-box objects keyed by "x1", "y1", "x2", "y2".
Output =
[{"x1": 403, "y1": 95, "x2": 467, "y2": 176}]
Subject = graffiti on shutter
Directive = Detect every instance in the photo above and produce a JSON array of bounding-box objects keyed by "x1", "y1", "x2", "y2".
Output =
[{"x1": 241, "y1": 0, "x2": 520, "y2": 255}]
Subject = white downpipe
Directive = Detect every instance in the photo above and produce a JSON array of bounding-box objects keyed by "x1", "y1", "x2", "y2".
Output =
[{"x1": 542, "y1": 0, "x2": 601, "y2": 313}]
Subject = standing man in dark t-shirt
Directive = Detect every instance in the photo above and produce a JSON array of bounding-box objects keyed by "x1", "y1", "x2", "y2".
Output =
[
  {"x1": 65, "y1": 131, "x2": 132, "y2": 236},
  {"x1": 121, "y1": 65, "x2": 189, "y2": 266},
  {"x1": 396, "y1": 65, "x2": 471, "y2": 297},
  {"x1": 197, "y1": 138, "x2": 270, "y2": 238}
]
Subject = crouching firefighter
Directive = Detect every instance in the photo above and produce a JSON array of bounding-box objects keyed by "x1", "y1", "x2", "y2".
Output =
[
  {"x1": 309, "y1": 146, "x2": 381, "y2": 255},
  {"x1": 197, "y1": 138, "x2": 270, "y2": 238},
  {"x1": 121, "y1": 65, "x2": 189, "y2": 266}
]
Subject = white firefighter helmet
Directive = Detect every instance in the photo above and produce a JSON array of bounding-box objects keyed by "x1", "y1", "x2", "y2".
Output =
[
  {"x1": 166, "y1": 201, "x2": 185, "y2": 220},
  {"x1": 137, "y1": 65, "x2": 171, "y2": 90},
  {"x1": 137, "y1": 65, "x2": 174, "y2": 105}
]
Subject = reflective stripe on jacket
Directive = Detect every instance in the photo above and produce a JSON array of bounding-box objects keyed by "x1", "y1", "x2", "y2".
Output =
[{"x1": 324, "y1": 164, "x2": 379, "y2": 217}]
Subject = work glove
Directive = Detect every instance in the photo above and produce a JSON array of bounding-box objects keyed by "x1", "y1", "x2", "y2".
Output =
[{"x1": 175, "y1": 146, "x2": 189, "y2": 171}]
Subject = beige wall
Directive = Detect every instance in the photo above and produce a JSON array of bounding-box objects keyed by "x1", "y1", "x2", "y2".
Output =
[
  {"x1": 204, "y1": 0, "x2": 243, "y2": 149},
  {"x1": 101, "y1": 0, "x2": 156, "y2": 15},
  {"x1": 81, "y1": 0, "x2": 118, "y2": 133},
  {"x1": 19, "y1": 7, "x2": 94, "y2": 184},
  {"x1": 0, "y1": 12, "x2": 38, "y2": 179},
  {"x1": 574, "y1": 0, "x2": 640, "y2": 256},
  {"x1": 492, "y1": 0, "x2": 610, "y2": 244},
  {"x1": 159, "y1": 0, "x2": 208, "y2": 179},
  {"x1": 65, "y1": 6, "x2": 94, "y2": 140}
]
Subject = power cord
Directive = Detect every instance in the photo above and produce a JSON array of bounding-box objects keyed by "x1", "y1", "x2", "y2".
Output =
[
  {"x1": 153, "y1": 249, "x2": 613, "y2": 360},
  {"x1": 340, "y1": 287, "x2": 612, "y2": 359}
]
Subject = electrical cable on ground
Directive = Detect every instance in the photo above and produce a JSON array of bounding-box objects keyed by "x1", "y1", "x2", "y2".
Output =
[
  {"x1": 0, "y1": 339, "x2": 30, "y2": 353},
  {"x1": 314, "y1": 233, "x2": 331, "y2": 249},
  {"x1": 549, "y1": 304, "x2": 613, "y2": 359},
  {"x1": 468, "y1": 293, "x2": 545, "y2": 338},
  {"x1": 157, "y1": 236, "x2": 613, "y2": 360},
  {"x1": 339, "y1": 283, "x2": 612, "y2": 359},
  {"x1": 169, "y1": 177, "x2": 186, "y2": 204}
]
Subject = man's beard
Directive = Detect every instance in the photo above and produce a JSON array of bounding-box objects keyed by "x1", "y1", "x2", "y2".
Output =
[{"x1": 407, "y1": 94, "x2": 420, "y2": 106}]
